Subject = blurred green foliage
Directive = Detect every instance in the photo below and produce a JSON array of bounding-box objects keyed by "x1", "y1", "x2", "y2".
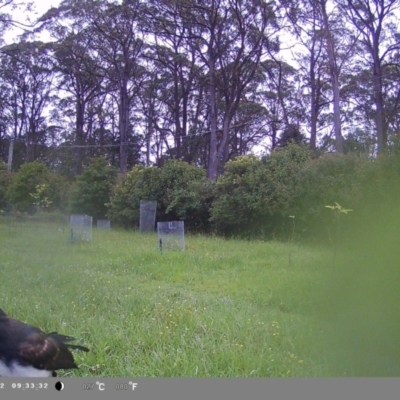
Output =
[
  {"x1": 107, "y1": 159, "x2": 207, "y2": 229},
  {"x1": 68, "y1": 157, "x2": 118, "y2": 221},
  {"x1": 5, "y1": 144, "x2": 400, "y2": 250},
  {"x1": 315, "y1": 186, "x2": 400, "y2": 376},
  {"x1": 0, "y1": 161, "x2": 12, "y2": 212},
  {"x1": 210, "y1": 143, "x2": 312, "y2": 237},
  {"x1": 106, "y1": 164, "x2": 161, "y2": 228},
  {"x1": 6, "y1": 161, "x2": 66, "y2": 213}
]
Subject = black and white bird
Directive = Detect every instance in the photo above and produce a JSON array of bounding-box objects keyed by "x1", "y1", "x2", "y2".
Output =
[{"x1": 0, "y1": 308, "x2": 89, "y2": 377}]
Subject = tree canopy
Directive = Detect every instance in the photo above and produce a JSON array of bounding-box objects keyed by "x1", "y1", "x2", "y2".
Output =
[{"x1": 0, "y1": 0, "x2": 399, "y2": 177}]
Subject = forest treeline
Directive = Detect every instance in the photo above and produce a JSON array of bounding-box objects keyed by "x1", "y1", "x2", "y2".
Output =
[
  {"x1": 2, "y1": 143, "x2": 400, "y2": 242},
  {"x1": 0, "y1": 0, "x2": 399, "y2": 180},
  {"x1": 0, "y1": 0, "x2": 399, "y2": 241}
]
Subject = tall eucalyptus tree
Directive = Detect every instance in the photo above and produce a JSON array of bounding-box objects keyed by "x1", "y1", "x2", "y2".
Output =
[
  {"x1": 146, "y1": 0, "x2": 281, "y2": 180},
  {"x1": 337, "y1": 0, "x2": 400, "y2": 154},
  {"x1": 89, "y1": 0, "x2": 146, "y2": 174},
  {"x1": 145, "y1": 0, "x2": 203, "y2": 162},
  {"x1": 51, "y1": 31, "x2": 105, "y2": 175},
  {"x1": 286, "y1": 0, "x2": 359, "y2": 153},
  {"x1": 0, "y1": 41, "x2": 55, "y2": 170},
  {"x1": 36, "y1": 0, "x2": 146, "y2": 174}
]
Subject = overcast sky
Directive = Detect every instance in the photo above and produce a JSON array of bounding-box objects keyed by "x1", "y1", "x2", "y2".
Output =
[
  {"x1": 4, "y1": 0, "x2": 61, "y2": 43},
  {"x1": 30, "y1": 0, "x2": 60, "y2": 16}
]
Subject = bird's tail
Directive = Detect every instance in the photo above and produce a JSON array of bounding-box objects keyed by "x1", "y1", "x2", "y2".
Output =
[{"x1": 48, "y1": 332, "x2": 89, "y2": 352}]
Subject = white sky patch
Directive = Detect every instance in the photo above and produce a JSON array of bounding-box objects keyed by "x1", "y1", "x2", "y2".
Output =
[{"x1": 4, "y1": 0, "x2": 61, "y2": 44}]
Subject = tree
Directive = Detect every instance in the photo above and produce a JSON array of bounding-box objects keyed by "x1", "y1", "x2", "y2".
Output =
[
  {"x1": 286, "y1": 0, "x2": 332, "y2": 151},
  {"x1": 0, "y1": 1, "x2": 29, "y2": 41},
  {"x1": 0, "y1": 159, "x2": 11, "y2": 211},
  {"x1": 69, "y1": 157, "x2": 118, "y2": 220},
  {"x1": 316, "y1": 0, "x2": 345, "y2": 153},
  {"x1": 51, "y1": 30, "x2": 105, "y2": 175},
  {"x1": 145, "y1": 0, "x2": 203, "y2": 162},
  {"x1": 6, "y1": 161, "x2": 65, "y2": 212},
  {"x1": 0, "y1": 41, "x2": 55, "y2": 170},
  {"x1": 147, "y1": 0, "x2": 281, "y2": 180},
  {"x1": 338, "y1": 0, "x2": 400, "y2": 154},
  {"x1": 286, "y1": 0, "x2": 360, "y2": 153},
  {"x1": 90, "y1": 0, "x2": 146, "y2": 174},
  {"x1": 197, "y1": 0, "x2": 280, "y2": 179},
  {"x1": 36, "y1": 0, "x2": 146, "y2": 175},
  {"x1": 259, "y1": 58, "x2": 304, "y2": 149}
]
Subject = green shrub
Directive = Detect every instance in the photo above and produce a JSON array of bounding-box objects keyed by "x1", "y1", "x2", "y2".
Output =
[
  {"x1": 158, "y1": 159, "x2": 207, "y2": 221},
  {"x1": 6, "y1": 161, "x2": 66, "y2": 213},
  {"x1": 166, "y1": 177, "x2": 215, "y2": 232},
  {"x1": 211, "y1": 144, "x2": 311, "y2": 238},
  {"x1": 69, "y1": 157, "x2": 118, "y2": 221},
  {"x1": 256, "y1": 142, "x2": 312, "y2": 218},
  {"x1": 293, "y1": 153, "x2": 372, "y2": 241},
  {"x1": 106, "y1": 165, "x2": 162, "y2": 228},
  {"x1": 210, "y1": 155, "x2": 262, "y2": 236},
  {"x1": 107, "y1": 159, "x2": 207, "y2": 229},
  {"x1": 0, "y1": 161, "x2": 12, "y2": 212}
]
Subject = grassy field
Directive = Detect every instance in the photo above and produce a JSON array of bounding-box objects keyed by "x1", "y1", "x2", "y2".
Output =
[
  {"x1": 0, "y1": 220, "x2": 333, "y2": 377},
  {"x1": 0, "y1": 220, "x2": 357, "y2": 377}
]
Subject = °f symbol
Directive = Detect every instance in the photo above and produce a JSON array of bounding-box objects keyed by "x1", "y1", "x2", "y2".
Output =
[{"x1": 129, "y1": 382, "x2": 138, "y2": 390}]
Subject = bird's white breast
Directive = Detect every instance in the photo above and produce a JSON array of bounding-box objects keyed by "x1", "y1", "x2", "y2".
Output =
[{"x1": 0, "y1": 360, "x2": 52, "y2": 377}]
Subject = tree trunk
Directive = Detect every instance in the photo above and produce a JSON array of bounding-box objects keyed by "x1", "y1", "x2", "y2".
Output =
[
  {"x1": 319, "y1": 0, "x2": 343, "y2": 154},
  {"x1": 373, "y1": 49, "x2": 386, "y2": 154},
  {"x1": 8, "y1": 98, "x2": 19, "y2": 172},
  {"x1": 173, "y1": 70, "x2": 182, "y2": 159},
  {"x1": 26, "y1": 137, "x2": 34, "y2": 163},
  {"x1": 119, "y1": 81, "x2": 129, "y2": 175},
  {"x1": 146, "y1": 106, "x2": 153, "y2": 166},
  {"x1": 220, "y1": 110, "x2": 233, "y2": 170},
  {"x1": 7, "y1": 138, "x2": 14, "y2": 173},
  {"x1": 75, "y1": 97, "x2": 85, "y2": 176},
  {"x1": 332, "y1": 72, "x2": 344, "y2": 153},
  {"x1": 181, "y1": 91, "x2": 188, "y2": 161},
  {"x1": 310, "y1": 63, "x2": 317, "y2": 152},
  {"x1": 26, "y1": 119, "x2": 36, "y2": 163},
  {"x1": 207, "y1": 59, "x2": 218, "y2": 181}
]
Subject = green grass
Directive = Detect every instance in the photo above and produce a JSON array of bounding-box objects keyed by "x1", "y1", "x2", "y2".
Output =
[{"x1": 0, "y1": 222, "x2": 335, "y2": 377}]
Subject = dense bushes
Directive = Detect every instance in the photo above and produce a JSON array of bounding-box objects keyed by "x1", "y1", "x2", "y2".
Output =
[
  {"x1": 107, "y1": 159, "x2": 208, "y2": 229},
  {"x1": 165, "y1": 177, "x2": 214, "y2": 232},
  {"x1": 210, "y1": 155, "x2": 264, "y2": 236},
  {"x1": 106, "y1": 164, "x2": 162, "y2": 228},
  {"x1": 157, "y1": 158, "x2": 208, "y2": 223},
  {"x1": 211, "y1": 144, "x2": 312, "y2": 238},
  {"x1": 210, "y1": 145, "x2": 400, "y2": 241},
  {"x1": 6, "y1": 161, "x2": 66, "y2": 213},
  {"x1": 0, "y1": 161, "x2": 11, "y2": 213},
  {"x1": 68, "y1": 157, "x2": 119, "y2": 221},
  {"x1": 4, "y1": 144, "x2": 400, "y2": 243},
  {"x1": 292, "y1": 153, "x2": 372, "y2": 240}
]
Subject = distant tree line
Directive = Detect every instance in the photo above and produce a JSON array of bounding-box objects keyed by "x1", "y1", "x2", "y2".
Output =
[
  {"x1": 0, "y1": 0, "x2": 398, "y2": 180},
  {"x1": 3, "y1": 143, "x2": 400, "y2": 243}
]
